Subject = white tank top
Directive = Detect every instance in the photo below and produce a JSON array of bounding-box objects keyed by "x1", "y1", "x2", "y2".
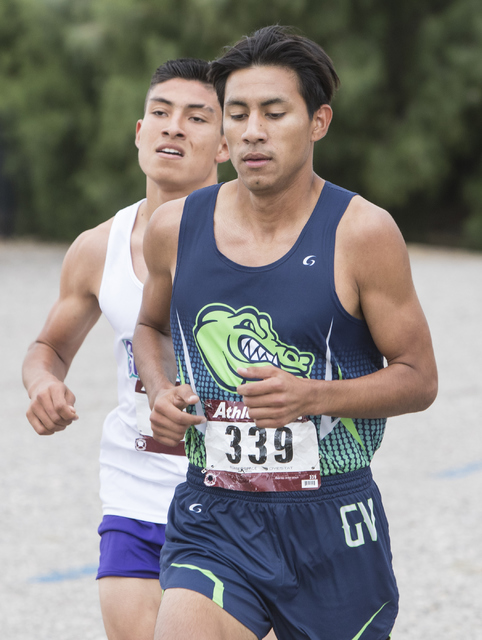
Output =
[{"x1": 98, "y1": 201, "x2": 188, "y2": 523}]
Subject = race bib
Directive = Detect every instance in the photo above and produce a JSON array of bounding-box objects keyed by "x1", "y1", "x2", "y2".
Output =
[
  {"x1": 134, "y1": 378, "x2": 153, "y2": 437},
  {"x1": 134, "y1": 379, "x2": 186, "y2": 456},
  {"x1": 204, "y1": 400, "x2": 320, "y2": 492}
]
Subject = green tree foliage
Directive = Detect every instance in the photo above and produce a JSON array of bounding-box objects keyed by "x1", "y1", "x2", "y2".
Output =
[{"x1": 1, "y1": 0, "x2": 482, "y2": 245}]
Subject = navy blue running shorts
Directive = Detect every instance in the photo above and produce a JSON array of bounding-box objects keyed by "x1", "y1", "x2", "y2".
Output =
[
  {"x1": 97, "y1": 515, "x2": 166, "y2": 580},
  {"x1": 160, "y1": 465, "x2": 398, "y2": 640}
]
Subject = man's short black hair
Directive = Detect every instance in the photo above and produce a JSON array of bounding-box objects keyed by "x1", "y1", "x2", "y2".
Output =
[
  {"x1": 145, "y1": 58, "x2": 213, "y2": 110},
  {"x1": 209, "y1": 25, "x2": 340, "y2": 118},
  {"x1": 149, "y1": 58, "x2": 211, "y2": 89}
]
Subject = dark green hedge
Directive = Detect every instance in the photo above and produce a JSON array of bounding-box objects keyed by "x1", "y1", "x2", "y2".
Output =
[{"x1": 1, "y1": 0, "x2": 482, "y2": 247}]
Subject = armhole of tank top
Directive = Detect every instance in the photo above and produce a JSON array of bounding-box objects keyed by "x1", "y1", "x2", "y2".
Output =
[
  {"x1": 326, "y1": 190, "x2": 368, "y2": 327},
  {"x1": 171, "y1": 196, "x2": 191, "y2": 297},
  {"x1": 98, "y1": 219, "x2": 116, "y2": 311},
  {"x1": 172, "y1": 185, "x2": 221, "y2": 296},
  {"x1": 98, "y1": 204, "x2": 139, "y2": 309}
]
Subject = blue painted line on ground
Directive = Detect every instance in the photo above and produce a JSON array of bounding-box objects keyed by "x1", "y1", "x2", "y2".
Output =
[
  {"x1": 29, "y1": 564, "x2": 98, "y2": 583},
  {"x1": 434, "y1": 460, "x2": 482, "y2": 479}
]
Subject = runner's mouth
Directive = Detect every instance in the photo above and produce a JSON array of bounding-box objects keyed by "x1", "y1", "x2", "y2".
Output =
[
  {"x1": 157, "y1": 147, "x2": 184, "y2": 157},
  {"x1": 242, "y1": 155, "x2": 271, "y2": 168}
]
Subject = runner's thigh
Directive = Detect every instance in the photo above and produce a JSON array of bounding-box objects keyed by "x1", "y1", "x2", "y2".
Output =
[
  {"x1": 155, "y1": 588, "x2": 257, "y2": 640},
  {"x1": 99, "y1": 576, "x2": 161, "y2": 640}
]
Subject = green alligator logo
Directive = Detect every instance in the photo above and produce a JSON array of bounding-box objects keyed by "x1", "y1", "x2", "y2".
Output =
[{"x1": 193, "y1": 303, "x2": 315, "y2": 393}]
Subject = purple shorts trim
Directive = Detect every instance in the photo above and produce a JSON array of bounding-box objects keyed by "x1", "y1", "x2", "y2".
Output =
[{"x1": 97, "y1": 515, "x2": 166, "y2": 580}]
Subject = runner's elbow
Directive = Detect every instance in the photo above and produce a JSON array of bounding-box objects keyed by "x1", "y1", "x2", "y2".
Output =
[{"x1": 414, "y1": 370, "x2": 438, "y2": 412}]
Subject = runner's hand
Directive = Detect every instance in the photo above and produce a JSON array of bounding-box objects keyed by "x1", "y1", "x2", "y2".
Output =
[
  {"x1": 26, "y1": 378, "x2": 78, "y2": 435},
  {"x1": 237, "y1": 365, "x2": 311, "y2": 429},
  {"x1": 149, "y1": 384, "x2": 206, "y2": 447}
]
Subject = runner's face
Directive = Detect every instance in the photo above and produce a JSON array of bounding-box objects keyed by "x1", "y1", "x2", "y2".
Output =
[
  {"x1": 136, "y1": 78, "x2": 226, "y2": 191},
  {"x1": 223, "y1": 65, "x2": 330, "y2": 194}
]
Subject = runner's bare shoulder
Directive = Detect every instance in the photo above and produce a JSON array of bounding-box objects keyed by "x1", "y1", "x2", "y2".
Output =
[
  {"x1": 60, "y1": 218, "x2": 114, "y2": 297},
  {"x1": 341, "y1": 194, "x2": 402, "y2": 245},
  {"x1": 337, "y1": 195, "x2": 408, "y2": 276},
  {"x1": 144, "y1": 197, "x2": 187, "y2": 270}
]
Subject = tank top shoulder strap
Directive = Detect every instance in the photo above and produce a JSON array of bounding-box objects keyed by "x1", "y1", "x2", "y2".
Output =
[
  {"x1": 99, "y1": 201, "x2": 142, "y2": 309},
  {"x1": 311, "y1": 181, "x2": 357, "y2": 271},
  {"x1": 108, "y1": 203, "x2": 137, "y2": 250},
  {"x1": 175, "y1": 183, "x2": 222, "y2": 270}
]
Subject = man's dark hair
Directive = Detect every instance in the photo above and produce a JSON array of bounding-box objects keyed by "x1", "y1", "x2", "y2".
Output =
[
  {"x1": 145, "y1": 58, "x2": 213, "y2": 109},
  {"x1": 209, "y1": 25, "x2": 340, "y2": 118},
  {"x1": 149, "y1": 57, "x2": 211, "y2": 89}
]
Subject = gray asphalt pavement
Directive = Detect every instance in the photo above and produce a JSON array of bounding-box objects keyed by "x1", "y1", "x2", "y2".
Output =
[{"x1": 0, "y1": 239, "x2": 481, "y2": 639}]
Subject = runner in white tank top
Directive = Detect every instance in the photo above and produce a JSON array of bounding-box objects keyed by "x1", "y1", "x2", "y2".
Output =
[
  {"x1": 98, "y1": 200, "x2": 187, "y2": 524},
  {"x1": 22, "y1": 59, "x2": 233, "y2": 640}
]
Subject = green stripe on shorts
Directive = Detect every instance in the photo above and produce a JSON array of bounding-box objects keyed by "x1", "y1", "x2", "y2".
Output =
[{"x1": 171, "y1": 563, "x2": 224, "y2": 608}]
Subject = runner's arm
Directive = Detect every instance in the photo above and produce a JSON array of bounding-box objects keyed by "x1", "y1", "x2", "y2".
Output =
[
  {"x1": 134, "y1": 200, "x2": 206, "y2": 447},
  {"x1": 239, "y1": 199, "x2": 438, "y2": 427},
  {"x1": 22, "y1": 226, "x2": 107, "y2": 434}
]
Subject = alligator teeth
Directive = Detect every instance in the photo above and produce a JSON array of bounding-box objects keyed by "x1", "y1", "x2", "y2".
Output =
[
  {"x1": 248, "y1": 339, "x2": 258, "y2": 358},
  {"x1": 258, "y1": 346, "x2": 268, "y2": 361},
  {"x1": 240, "y1": 336, "x2": 279, "y2": 367}
]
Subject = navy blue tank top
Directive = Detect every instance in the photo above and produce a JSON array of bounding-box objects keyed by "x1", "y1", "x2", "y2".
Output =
[{"x1": 170, "y1": 181, "x2": 386, "y2": 476}]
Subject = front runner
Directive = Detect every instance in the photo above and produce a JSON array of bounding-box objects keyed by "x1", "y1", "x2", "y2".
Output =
[{"x1": 134, "y1": 26, "x2": 438, "y2": 640}]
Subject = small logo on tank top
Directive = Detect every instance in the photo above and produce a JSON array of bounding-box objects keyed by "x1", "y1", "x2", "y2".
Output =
[
  {"x1": 122, "y1": 339, "x2": 139, "y2": 378},
  {"x1": 302, "y1": 255, "x2": 316, "y2": 266}
]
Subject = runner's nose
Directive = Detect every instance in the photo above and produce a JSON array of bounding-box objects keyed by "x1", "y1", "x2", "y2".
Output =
[
  {"x1": 242, "y1": 111, "x2": 267, "y2": 144},
  {"x1": 162, "y1": 113, "x2": 186, "y2": 139}
]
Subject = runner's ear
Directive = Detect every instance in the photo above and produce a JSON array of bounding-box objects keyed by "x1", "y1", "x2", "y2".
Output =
[
  {"x1": 215, "y1": 135, "x2": 230, "y2": 165},
  {"x1": 311, "y1": 104, "x2": 332, "y2": 143},
  {"x1": 135, "y1": 119, "x2": 143, "y2": 149}
]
